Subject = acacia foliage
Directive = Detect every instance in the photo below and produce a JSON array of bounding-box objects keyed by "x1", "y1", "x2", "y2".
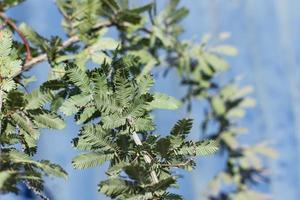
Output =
[
  {"x1": 58, "y1": 56, "x2": 218, "y2": 199},
  {"x1": 0, "y1": 30, "x2": 67, "y2": 199},
  {"x1": 0, "y1": 0, "x2": 274, "y2": 199}
]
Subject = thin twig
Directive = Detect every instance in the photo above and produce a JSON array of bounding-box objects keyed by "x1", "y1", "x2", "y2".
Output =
[
  {"x1": 0, "y1": 12, "x2": 32, "y2": 63},
  {"x1": 13, "y1": 35, "x2": 79, "y2": 78},
  {"x1": 12, "y1": 20, "x2": 113, "y2": 78}
]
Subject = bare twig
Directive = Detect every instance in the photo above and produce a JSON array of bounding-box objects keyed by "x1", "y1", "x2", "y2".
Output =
[{"x1": 0, "y1": 12, "x2": 32, "y2": 63}]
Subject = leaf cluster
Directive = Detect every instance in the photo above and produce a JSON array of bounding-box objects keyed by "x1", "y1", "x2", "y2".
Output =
[
  {"x1": 0, "y1": 30, "x2": 67, "y2": 198},
  {"x1": 44, "y1": 54, "x2": 218, "y2": 199},
  {"x1": 0, "y1": 0, "x2": 275, "y2": 199}
]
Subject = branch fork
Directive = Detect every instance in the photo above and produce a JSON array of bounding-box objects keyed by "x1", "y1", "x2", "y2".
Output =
[{"x1": 127, "y1": 117, "x2": 159, "y2": 184}]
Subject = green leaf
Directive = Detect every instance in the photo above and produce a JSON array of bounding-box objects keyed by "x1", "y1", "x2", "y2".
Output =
[
  {"x1": 221, "y1": 132, "x2": 239, "y2": 150},
  {"x1": 132, "y1": 117, "x2": 155, "y2": 131},
  {"x1": 227, "y1": 108, "x2": 245, "y2": 118},
  {"x1": 147, "y1": 93, "x2": 181, "y2": 110},
  {"x1": 170, "y1": 118, "x2": 193, "y2": 137},
  {"x1": 203, "y1": 53, "x2": 229, "y2": 71},
  {"x1": 11, "y1": 113, "x2": 38, "y2": 139},
  {"x1": 163, "y1": 193, "x2": 183, "y2": 200},
  {"x1": 38, "y1": 160, "x2": 68, "y2": 180},
  {"x1": 178, "y1": 140, "x2": 219, "y2": 156},
  {"x1": 0, "y1": 30, "x2": 21, "y2": 78},
  {"x1": 0, "y1": 29, "x2": 13, "y2": 57},
  {"x1": 195, "y1": 140, "x2": 219, "y2": 156},
  {"x1": 239, "y1": 98, "x2": 256, "y2": 108},
  {"x1": 25, "y1": 89, "x2": 53, "y2": 110},
  {"x1": 126, "y1": 193, "x2": 154, "y2": 200},
  {"x1": 92, "y1": 37, "x2": 119, "y2": 51},
  {"x1": 211, "y1": 96, "x2": 226, "y2": 115},
  {"x1": 0, "y1": 171, "x2": 12, "y2": 189},
  {"x1": 74, "y1": 124, "x2": 114, "y2": 151},
  {"x1": 66, "y1": 66, "x2": 91, "y2": 93},
  {"x1": 7, "y1": 150, "x2": 37, "y2": 164},
  {"x1": 102, "y1": 114, "x2": 126, "y2": 129},
  {"x1": 155, "y1": 138, "x2": 171, "y2": 158},
  {"x1": 107, "y1": 162, "x2": 127, "y2": 176},
  {"x1": 169, "y1": 7, "x2": 189, "y2": 24},
  {"x1": 145, "y1": 177, "x2": 176, "y2": 191},
  {"x1": 72, "y1": 153, "x2": 114, "y2": 169},
  {"x1": 60, "y1": 94, "x2": 91, "y2": 116},
  {"x1": 210, "y1": 45, "x2": 238, "y2": 56},
  {"x1": 0, "y1": 79, "x2": 16, "y2": 92},
  {"x1": 131, "y1": 3, "x2": 153, "y2": 14},
  {"x1": 19, "y1": 23, "x2": 48, "y2": 50},
  {"x1": 75, "y1": 106, "x2": 97, "y2": 124},
  {"x1": 137, "y1": 75, "x2": 154, "y2": 95},
  {"x1": 0, "y1": 0, "x2": 25, "y2": 10},
  {"x1": 98, "y1": 178, "x2": 136, "y2": 197},
  {"x1": 33, "y1": 112, "x2": 65, "y2": 130}
]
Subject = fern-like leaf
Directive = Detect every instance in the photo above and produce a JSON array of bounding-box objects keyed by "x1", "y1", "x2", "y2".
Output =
[{"x1": 72, "y1": 152, "x2": 114, "y2": 169}]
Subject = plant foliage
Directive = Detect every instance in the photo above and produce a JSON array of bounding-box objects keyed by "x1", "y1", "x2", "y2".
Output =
[
  {"x1": 0, "y1": 0, "x2": 274, "y2": 199},
  {"x1": 0, "y1": 30, "x2": 67, "y2": 199}
]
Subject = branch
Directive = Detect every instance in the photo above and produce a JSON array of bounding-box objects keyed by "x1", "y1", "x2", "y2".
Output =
[
  {"x1": 127, "y1": 118, "x2": 159, "y2": 184},
  {"x1": 0, "y1": 12, "x2": 32, "y2": 63},
  {"x1": 12, "y1": 20, "x2": 113, "y2": 78},
  {"x1": 13, "y1": 35, "x2": 79, "y2": 78},
  {"x1": 132, "y1": 131, "x2": 159, "y2": 184},
  {"x1": 4, "y1": 15, "x2": 146, "y2": 79}
]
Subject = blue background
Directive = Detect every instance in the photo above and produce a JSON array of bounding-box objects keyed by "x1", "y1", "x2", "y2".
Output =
[{"x1": 2, "y1": 0, "x2": 300, "y2": 199}]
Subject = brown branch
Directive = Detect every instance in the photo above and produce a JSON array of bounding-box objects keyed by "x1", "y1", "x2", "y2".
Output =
[
  {"x1": 0, "y1": 12, "x2": 32, "y2": 63},
  {"x1": 13, "y1": 35, "x2": 79, "y2": 78},
  {"x1": 12, "y1": 20, "x2": 113, "y2": 78},
  {"x1": 0, "y1": 11, "x2": 151, "y2": 79}
]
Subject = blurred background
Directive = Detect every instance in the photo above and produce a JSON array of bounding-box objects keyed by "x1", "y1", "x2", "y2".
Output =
[{"x1": 2, "y1": 0, "x2": 300, "y2": 199}]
